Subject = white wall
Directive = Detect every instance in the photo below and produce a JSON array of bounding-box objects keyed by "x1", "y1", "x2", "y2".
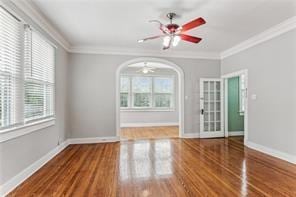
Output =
[
  {"x1": 120, "y1": 67, "x2": 179, "y2": 126},
  {"x1": 221, "y1": 29, "x2": 296, "y2": 156},
  {"x1": 0, "y1": 1, "x2": 70, "y2": 185},
  {"x1": 68, "y1": 54, "x2": 220, "y2": 138}
]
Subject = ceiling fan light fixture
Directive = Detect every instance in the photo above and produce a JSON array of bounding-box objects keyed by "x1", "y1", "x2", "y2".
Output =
[
  {"x1": 138, "y1": 39, "x2": 144, "y2": 43},
  {"x1": 142, "y1": 68, "x2": 149, "y2": 74},
  {"x1": 172, "y1": 35, "x2": 181, "y2": 47},
  {"x1": 163, "y1": 36, "x2": 171, "y2": 47}
]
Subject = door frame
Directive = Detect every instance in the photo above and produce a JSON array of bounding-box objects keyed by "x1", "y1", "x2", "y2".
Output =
[
  {"x1": 115, "y1": 57, "x2": 185, "y2": 140},
  {"x1": 200, "y1": 78, "x2": 224, "y2": 138},
  {"x1": 222, "y1": 69, "x2": 248, "y2": 145}
]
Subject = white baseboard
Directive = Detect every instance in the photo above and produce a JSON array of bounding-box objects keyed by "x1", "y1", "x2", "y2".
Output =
[
  {"x1": 0, "y1": 140, "x2": 69, "y2": 197},
  {"x1": 68, "y1": 136, "x2": 120, "y2": 144},
  {"x1": 120, "y1": 122, "x2": 179, "y2": 128},
  {"x1": 245, "y1": 141, "x2": 296, "y2": 164},
  {"x1": 228, "y1": 131, "x2": 244, "y2": 136},
  {"x1": 181, "y1": 133, "x2": 200, "y2": 138}
]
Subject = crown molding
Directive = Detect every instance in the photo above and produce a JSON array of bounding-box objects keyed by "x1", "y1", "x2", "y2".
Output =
[
  {"x1": 69, "y1": 46, "x2": 221, "y2": 60},
  {"x1": 221, "y1": 16, "x2": 296, "y2": 59},
  {"x1": 10, "y1": 0, "x2": 71, "y2": 50},
  {"x1": 7, "y1": 0, "x2": 296, "y2": 60}
]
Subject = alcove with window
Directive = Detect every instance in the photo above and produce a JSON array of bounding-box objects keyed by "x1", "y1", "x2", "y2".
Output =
[{"x1": 119, "y1": 62, "x2": 179, "y2": 140}]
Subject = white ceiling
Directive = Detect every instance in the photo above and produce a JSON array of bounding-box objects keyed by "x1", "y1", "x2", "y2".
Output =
[{"x1": 29, "y1": 0, "x2": 296, "y2": 54}]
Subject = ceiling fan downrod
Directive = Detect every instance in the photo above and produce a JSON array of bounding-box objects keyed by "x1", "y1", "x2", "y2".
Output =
[{"x1": 166, "y1": 12, "x2": 176, "y2": 24}]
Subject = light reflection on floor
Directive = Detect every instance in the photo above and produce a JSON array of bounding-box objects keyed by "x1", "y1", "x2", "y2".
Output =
[{"x1": 119, "y1": 139, "x2": 173, "y2": 181}]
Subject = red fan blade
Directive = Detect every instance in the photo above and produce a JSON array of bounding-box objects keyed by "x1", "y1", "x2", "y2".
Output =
[
  {"x1": 181, "y1": 17, "x2": 206, "y2": 32},
  {"x1": 180, "y1": 34, "x2": 202, "y2": 43},
  {"x1": 138, "y1": 35, "x2": 164, "y2": 43}
]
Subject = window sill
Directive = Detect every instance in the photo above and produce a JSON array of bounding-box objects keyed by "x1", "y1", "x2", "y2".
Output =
[
  {"x1": 121, "y1": 108, "x2": 176, "y2": 112},
  {"x1": 0, "y1": 118, "x2": 55, "y2": 143}
]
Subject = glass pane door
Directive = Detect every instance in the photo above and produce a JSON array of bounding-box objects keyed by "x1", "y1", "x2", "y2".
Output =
[{"x1": 200, "y1": 79, "x2": 224, "y2": 138}]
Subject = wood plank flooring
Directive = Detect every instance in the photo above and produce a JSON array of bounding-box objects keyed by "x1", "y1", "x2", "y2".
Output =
[
  {"x1": 9, "y1": 137, "x2": 296, "y2": 196},
  {"x1": 120, "y1": 126, "x2": 179, "y2": 140}
]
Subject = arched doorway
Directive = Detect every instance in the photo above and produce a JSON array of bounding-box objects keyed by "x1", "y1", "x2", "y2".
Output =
[{"x1": 115, "y1": 57, "x2": 185, "y2": 139}]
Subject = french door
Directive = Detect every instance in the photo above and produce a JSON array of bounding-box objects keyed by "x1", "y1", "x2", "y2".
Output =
[{"x1": 200, "y1": 78, "x2": 224, "y2": 138}]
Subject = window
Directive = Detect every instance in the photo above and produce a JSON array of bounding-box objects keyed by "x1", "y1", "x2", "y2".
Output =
[
  {"x1": 24, "y1": 29, "x2": 55, "y2": 122},
  {"x1": 0, "y1": 6, "x2": 55, "y2": 130},
  {"x1": 132, "y1": 77, "x2": 152, "y2": 108},
  {"x1": 120, "y1": 76, "x2": 129, "y2": 108},
  {"x1": 120, "y1": 75, "x2": 175, "y2": 110},
  {"x1": 154, "y1": 77, "x2": 174, "y2": 108}
]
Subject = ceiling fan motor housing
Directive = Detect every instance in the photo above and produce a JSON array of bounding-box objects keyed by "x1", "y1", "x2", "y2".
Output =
[
  {"x1": 166, "y1": 12, "x2": 179, "y2": 33},
  {"x1": 166, "y1": 24, "x2": 180, "y2": 33}
]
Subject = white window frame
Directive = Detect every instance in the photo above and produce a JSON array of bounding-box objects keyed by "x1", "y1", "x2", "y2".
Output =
[
  {"x1": 24, "y1": 28, "x2": 56, "y2": 123},
  {"x1": 0, "y1": 5, "x2": 56, "y2": 142},
  {"x1": 120, "y1": 74, "x2": 175, "y2": 111}
]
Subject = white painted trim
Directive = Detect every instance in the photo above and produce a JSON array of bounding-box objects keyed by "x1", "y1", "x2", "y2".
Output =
[
  {"x1": 120, "y1": 122, "x2": 179, "y2": 128},
  {"x1": 180, "y1": 133, "x2": 200, "y2": 138},
  {"x1": 221, "y1": 69, "x2": 248, "y2": 79},
  {"x1": 200, "y1": 132, "x2": 225, "y2": 138},
  {"x1": 68, "y1": 136, "x2": 120, "y2": 144},
  {"x1": 228, "y1": 131, "x2": 244, "y2": 136},
  {"x1": 116, "y1": 57, "x2": 185, "y2": 140},
  {"x1": 222, "y1": 69, "x2": 248, "y2": 145},
  {"x1": 246, "y1": 141, "x2": 296, "y2": 164},
  {"x1": 0, "y1": 119, "x2": 55, "y2": 143},
  {"x1": 221, "y1": 16, "x2": 296, "y2": 59},
  {"x1": 0, "y1": 140, "x2": 69, "y2": 197},
  {"x1": 224, "y1": 80, "x2": 229, "y2": 138},
  {"x1": 9, "y1": 0, "x2": 71, "y2": 50},
  {"x1": 120, "y1": 109, "x2": 176, "y2": 112},
  {"x1": 69, "y1": 46, "x2": 220, "y2": 60}
]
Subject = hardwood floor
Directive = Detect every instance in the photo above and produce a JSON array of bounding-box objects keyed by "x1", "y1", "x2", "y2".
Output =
[
  {"x1": 120, "y1": 126, "x2": 179, "y2": 140},
  {"x1": 9, "y1": 137, "x2": 296, "y2": 196}
]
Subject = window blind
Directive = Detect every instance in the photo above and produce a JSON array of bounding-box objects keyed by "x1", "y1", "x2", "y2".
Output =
[
  {"x1": 153, "y1": 77, "x2": 174, "y2": 108},
  {"x1": 0, "y1": 7, "x2": 23, "y2": 128},
  {"x1": 132, "y1": 77, "x2": 152, "y2": 107},
  {"x1": 24, "y1": 28, "x2": 55, "y2": 122},
  {"x1": 0, "y1": 6, "x2": 55, "y2": 131}
]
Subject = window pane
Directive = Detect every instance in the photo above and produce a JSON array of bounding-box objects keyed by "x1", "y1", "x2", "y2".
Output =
[
  {"x1": 133, "y1": 93, "x2": 151, "y2": 107},
  {"x1": 132, "y1": 77, "x2": 151, "y2": 93},
  {"x1": 120, "y1": 76, "x2": 129, "y2": 92},
  {"x1": 154, "y1": 93, "x2": 172, "y2": 108},
  {"x1": 120, "y1": 93, "x2": 128, "y2": 107},
  {"x1": 45, "y1": 84, "x2": 54, "y2": 116},
  {"x1": 0, "y1": 75, "x2": 11, "y2": 127},
  {"x1": 154, "y1": 77, "x2": 174, "y2": 93},
  {"x1": 25, "y1": 81, "x2": 44, "y2": 119}
]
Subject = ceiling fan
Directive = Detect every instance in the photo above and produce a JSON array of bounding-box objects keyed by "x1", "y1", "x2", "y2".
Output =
[
  {"x1": 136, "y1": 62, "x2": 156, "y2": 74},
  {"x1": 138, "y1": 13, "x2": 206, "y2": 50}
]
